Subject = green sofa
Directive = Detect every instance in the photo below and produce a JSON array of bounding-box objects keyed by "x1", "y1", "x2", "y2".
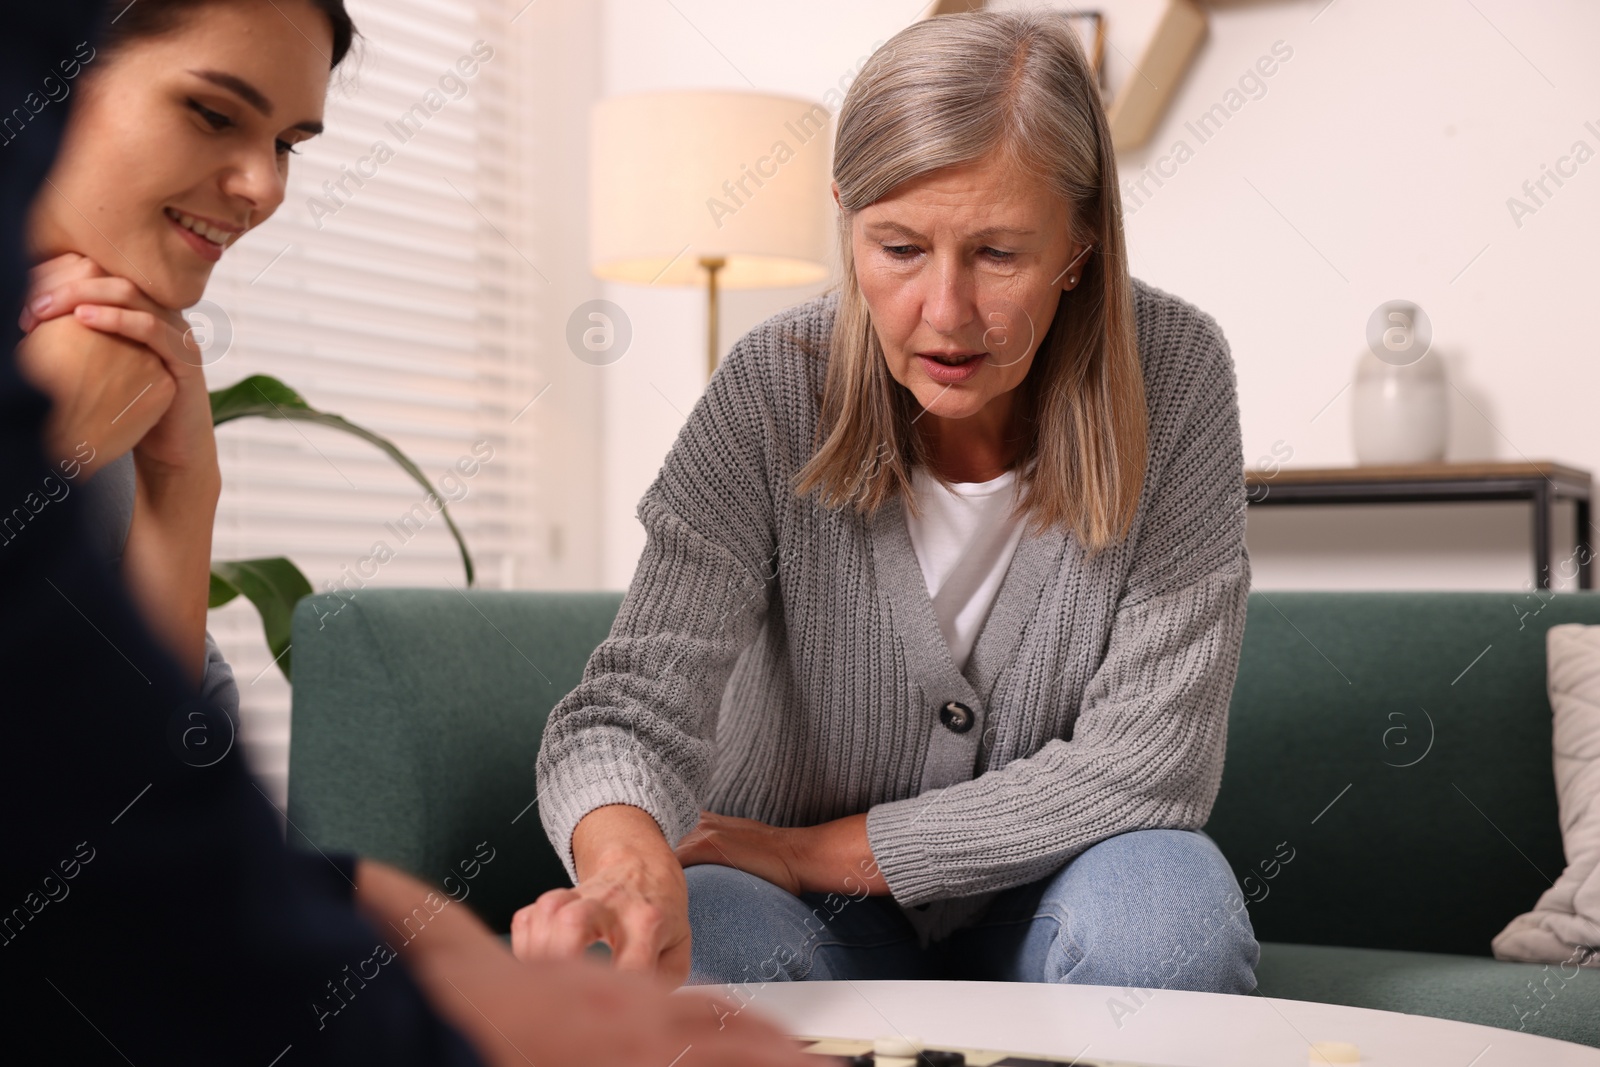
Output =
[{"x1": 288, "y1": 590, "x2": 1600, "y2": 1048}]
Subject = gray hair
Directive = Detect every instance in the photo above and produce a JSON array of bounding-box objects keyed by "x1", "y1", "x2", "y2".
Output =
[{"x1": 794, "y1": 10, "x2": 1147, "y2": 550}]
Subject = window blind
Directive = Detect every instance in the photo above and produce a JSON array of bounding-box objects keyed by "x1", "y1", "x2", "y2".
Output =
[{"x1": 203, "y1": 0, "x2": 549, "y2": 807}]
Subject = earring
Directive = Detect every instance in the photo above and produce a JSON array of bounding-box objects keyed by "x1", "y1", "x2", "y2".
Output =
[{"x1": 1064, "y1": 243, "x2": 1093, "y2": 289}]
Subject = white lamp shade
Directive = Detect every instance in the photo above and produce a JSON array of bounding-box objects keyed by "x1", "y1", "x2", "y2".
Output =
[{"x1": 590, "y1": 90, "x2": 833, "y2": 289}]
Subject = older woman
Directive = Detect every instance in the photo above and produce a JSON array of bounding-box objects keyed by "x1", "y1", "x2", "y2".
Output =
[{"x1": 521, "y1": 9, "x2": 1257, "y2": 993}]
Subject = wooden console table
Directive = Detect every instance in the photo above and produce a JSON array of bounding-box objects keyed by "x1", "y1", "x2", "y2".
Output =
[{"x1": 1244, "y1": 461, "x2": 1593, "y2": 590}]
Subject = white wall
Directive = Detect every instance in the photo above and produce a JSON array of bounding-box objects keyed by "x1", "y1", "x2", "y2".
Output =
[
  {"x1": 1126, "y1": 0, "x2": 1598, "y2": 592},
  {"x1": 520, "y1": 0, "x2": 607, "y2": 590},
  {"x1": 587, "y1": 0, "x2": 1600, "y2": 593}
]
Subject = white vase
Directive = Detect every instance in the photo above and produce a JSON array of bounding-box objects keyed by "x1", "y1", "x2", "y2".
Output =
[{"x1": 1351, "y1": 348, "x2": 1449, "y2": 465}]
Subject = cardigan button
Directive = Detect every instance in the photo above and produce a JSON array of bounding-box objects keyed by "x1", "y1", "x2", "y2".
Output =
[{"x1": 939, "y1": 700, "x2": 975, "y2": 734}]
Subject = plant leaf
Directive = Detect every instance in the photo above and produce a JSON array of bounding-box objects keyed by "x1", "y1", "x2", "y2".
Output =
[
  {"x1": 209, "y1": 569, "x2": 241, "y2": 609},
  {"x1": 210, "y1": 558, "x2": 313, "y2": 681},
  {"x1": 210, "y1": 374, "x2": 476, "y2": 585}
]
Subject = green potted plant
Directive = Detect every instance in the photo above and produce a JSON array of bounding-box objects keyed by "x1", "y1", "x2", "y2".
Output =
[{"x1": 207, "y1": 375, "x2": 474, "y2": 681}]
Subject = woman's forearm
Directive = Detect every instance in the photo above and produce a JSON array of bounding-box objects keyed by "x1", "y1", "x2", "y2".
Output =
[
  {"x1": 121, "y1": 462, "x2": 221, "y2": 683},
  {"x1": 678, "y1": 810, "x2": 891, "y2": 897},
  {"x1": 796, "y1": 814, "x2": 890, "y2": 896},
  {"x1": 572, "y1": 804, "x2": 677, "y2": 880}
]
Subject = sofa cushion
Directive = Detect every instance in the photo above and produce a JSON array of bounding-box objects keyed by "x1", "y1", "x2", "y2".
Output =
[
  {"x1": 288, "y1": 589, "x2": 622, "y2": 931},
  {"x1": 1494, "y1": 623, "x2": 1600, "y2": 965},
  {"x1": 1255, "y1": 941, "x2": 1600, "y2": 1048}
]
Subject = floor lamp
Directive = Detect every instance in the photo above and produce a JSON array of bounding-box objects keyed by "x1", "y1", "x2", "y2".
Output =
[{"x1": 589, "y1": 90, "x2": 832, "y2": 380}]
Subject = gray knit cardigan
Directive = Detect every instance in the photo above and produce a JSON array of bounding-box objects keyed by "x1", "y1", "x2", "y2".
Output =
[{"x1": 536, "y1": 277, "x2": 1251, "y2": 944}]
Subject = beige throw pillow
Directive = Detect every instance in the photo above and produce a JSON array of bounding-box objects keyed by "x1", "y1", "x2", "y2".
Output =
[{"x1": 1492, "y1": 623, "x2": 1600, "y2": 967}]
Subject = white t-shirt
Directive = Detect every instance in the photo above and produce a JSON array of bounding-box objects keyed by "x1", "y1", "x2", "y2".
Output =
[{"x1": 902, "y1": 464, "x2": 1028, "y2": 672}]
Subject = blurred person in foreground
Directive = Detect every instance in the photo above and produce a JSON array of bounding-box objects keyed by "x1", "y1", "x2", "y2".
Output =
[{"x1": 2, "y1": 3, "x2": 824, "y2": 1064}]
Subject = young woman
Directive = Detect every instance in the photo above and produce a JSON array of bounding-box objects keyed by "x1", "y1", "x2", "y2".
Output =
[
  {"x1": 15, "y1": 0, "x2": 360, "y2": 708},
  {"x1": 12, "y1": 5, "x2": 819, "y2": 1065},
  {"x1": 522, "y1": 10, "x2": 1260, "y2": 993}
]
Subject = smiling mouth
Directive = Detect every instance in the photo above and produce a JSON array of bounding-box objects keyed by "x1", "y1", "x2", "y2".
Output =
[{"x1": 164, "y1": 207, "x2": 235, "y2": 248}]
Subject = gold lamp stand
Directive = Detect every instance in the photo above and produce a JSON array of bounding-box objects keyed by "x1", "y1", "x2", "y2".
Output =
[{"x1": 700, "y1": 254, "x2": 726, "y2": 380}]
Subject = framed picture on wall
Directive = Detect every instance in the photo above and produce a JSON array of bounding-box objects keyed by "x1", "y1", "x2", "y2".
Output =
[{"x1": 928, "y1": 0, "x2": 1208, "y2": 150}]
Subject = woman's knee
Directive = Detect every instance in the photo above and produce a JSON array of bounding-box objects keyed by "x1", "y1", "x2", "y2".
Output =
[
  {"x1": 684, "y1": 864, "x2": 816, "y2": 987},
  {"x1": 1040, "y1": 829, "x2": 1259, "y2": 994}
]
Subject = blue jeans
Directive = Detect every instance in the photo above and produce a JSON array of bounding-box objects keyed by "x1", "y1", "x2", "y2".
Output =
[{"x1": 684, "y1": 828, "x2": 1259, "y2": 992}]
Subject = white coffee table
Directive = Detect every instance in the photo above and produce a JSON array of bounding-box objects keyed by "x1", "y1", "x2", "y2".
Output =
[{"x1": 727, "y1": 980, "x2": 1600, "y2": 1067}]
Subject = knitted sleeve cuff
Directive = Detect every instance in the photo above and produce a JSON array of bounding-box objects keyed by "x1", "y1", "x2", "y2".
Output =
[
  {"x1": 864, "y1": 796, "x2": 942, "y2": 907},
  {"x1": 536, "y1": 732, "x2": 702, "y2": 885}
]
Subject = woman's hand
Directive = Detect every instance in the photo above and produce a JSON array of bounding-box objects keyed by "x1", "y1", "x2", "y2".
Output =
[
  {"x1": 19, "y1": 252, "x2": 221, "y2": 680},
  {"x1": 511, "y1": 807, "x2": 890, "y2": 987},
  {"x1": 360, "y1": 859, "x2": 826, "y2": 1067},
  {"x1": 675, "y1": 812, "x2": 890, "y2": 898},
  {"x1": 14, "y1": 256, "x2": 176, "y2": 475},
  {"x1": 675, "y1": 812, "x2": 808, "y2": 895},
  {"x1": 511, "y1": 805, "x2": 694, "y2": 987},
  {"x1": 15, "y1": 317, "x2": 174, "y2": 476},
  {"x1": 22, "y1": 253, "x2": 219, "y2": 490}
]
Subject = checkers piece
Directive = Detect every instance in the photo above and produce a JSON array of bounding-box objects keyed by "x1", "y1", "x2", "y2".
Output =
[{"x1": 874, "y1": 1037, "x2": 923, "y2": 1058}]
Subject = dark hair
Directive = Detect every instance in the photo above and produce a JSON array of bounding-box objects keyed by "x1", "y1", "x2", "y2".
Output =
[{"x1": 97, "y1": 0, "x2": 358, "y2": 69}]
